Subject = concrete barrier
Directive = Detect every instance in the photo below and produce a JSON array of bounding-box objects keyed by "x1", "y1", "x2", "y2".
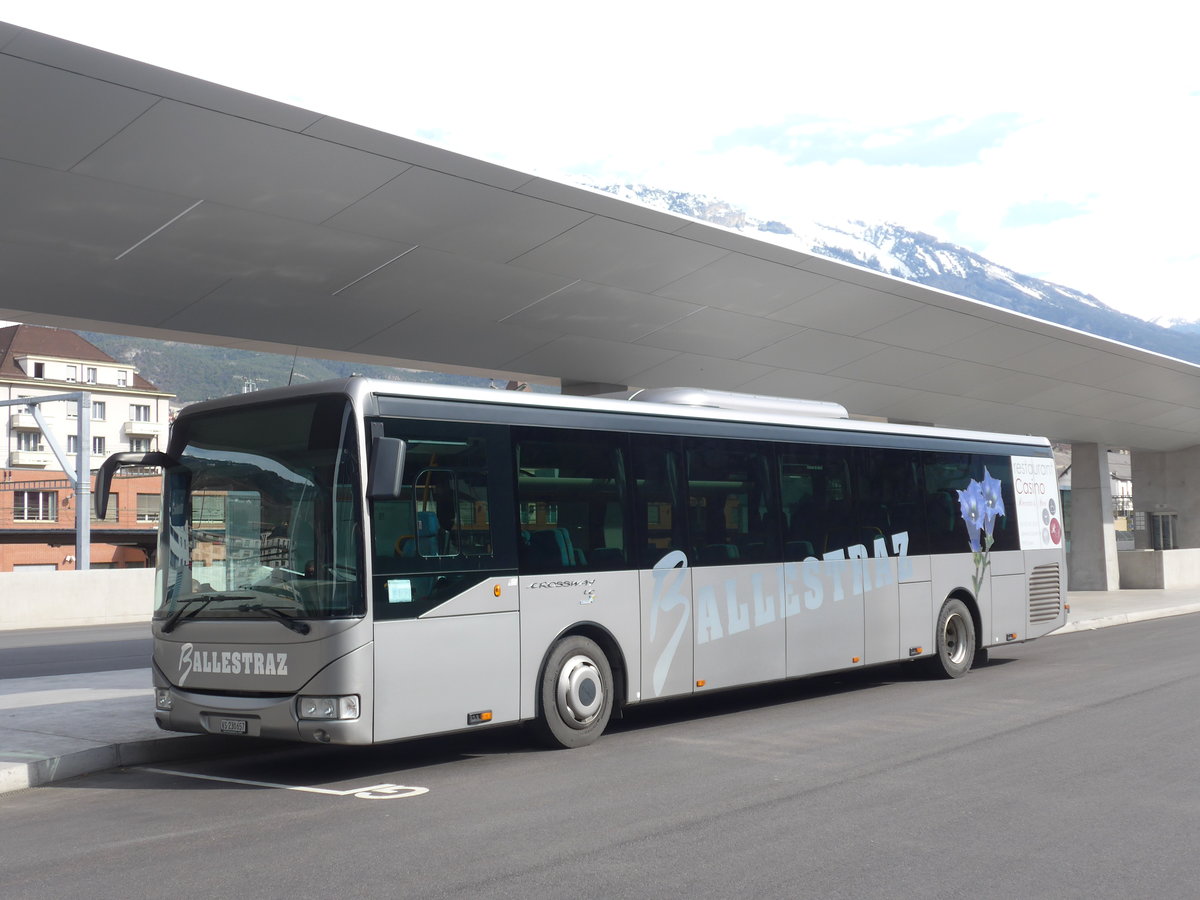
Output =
[
  {"x1": 1118, "y1": 548, "x2": 1200, "y2": 590},
  {"x1": 0, "y1": 569, "x2": 154, "y2": 630}
]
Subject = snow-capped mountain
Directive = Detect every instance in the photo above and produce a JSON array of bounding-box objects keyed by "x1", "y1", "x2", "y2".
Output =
[
  {"x1": 1150, "y1": 317, "x2": 1200, "y2": 335},
  {"x1": 596, "y1": 185, "x2": 1200, "y2": 364}
]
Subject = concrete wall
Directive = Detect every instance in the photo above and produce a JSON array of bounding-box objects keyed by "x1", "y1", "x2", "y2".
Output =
[
  {"x1": 1068, "y1": 442, "x2": 1120, "y2": 590},
  {"x1": 0, "y1": 568, "x2": 153, "y2": 630},
  {"x1": 1118, "y1": 549, "x2": 1200, "y2": 590},
  {"x1": 1131, "y1": 446, "x2": 1200, "y2": 549}
]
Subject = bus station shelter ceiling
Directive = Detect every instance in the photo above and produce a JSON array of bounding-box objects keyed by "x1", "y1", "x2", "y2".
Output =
[{"x1": 3, "y1": 21, "x2": 1200, "y2": 453}]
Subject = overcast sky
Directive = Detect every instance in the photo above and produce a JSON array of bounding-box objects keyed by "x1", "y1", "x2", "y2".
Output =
[{"x1": 3, "y1": 1, "x2": 1198, "y2": 321}]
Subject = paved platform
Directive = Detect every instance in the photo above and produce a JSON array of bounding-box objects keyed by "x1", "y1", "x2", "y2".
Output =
[{"x1": 3, "y1": 590, "x2": 1200, "y2": 796}]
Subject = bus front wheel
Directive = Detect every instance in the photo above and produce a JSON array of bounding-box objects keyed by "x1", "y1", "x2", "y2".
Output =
[
  {"x1": 927, "y1": 598, "x2": 975, "y2": 679},
  {"x1": 533, "y1": 635, "x2": 614, "y2": 749}
]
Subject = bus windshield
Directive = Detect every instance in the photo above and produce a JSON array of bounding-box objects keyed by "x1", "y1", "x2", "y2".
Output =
[{"x1": 156, "y1": 395, "x2": 365, "y2": 622}]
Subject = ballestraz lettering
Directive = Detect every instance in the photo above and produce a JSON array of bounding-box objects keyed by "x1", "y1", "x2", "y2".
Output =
[{"x1": 178, "y1": 643, "x2": 288, "y2": 685}]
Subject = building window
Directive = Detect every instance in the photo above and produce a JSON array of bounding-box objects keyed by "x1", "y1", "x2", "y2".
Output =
[
  {"x1": 66, "y1": 365, "x2": 77, "y2": 383},
  {"x1": 32, "y1": 362, "x2": 45, "y2": 378},
  {"x1": 92, "y1": 401, "x2": 106, "y2": 420},
  {"x1": 14, "y1": 491, "x2": 57, "y2": 521},
  {"x1": 92, "y1": 436, "x2": 106, "y2": 456},
  {"x1": 130, "y1": 404, "x2": 151, "y2": 422},
  {"x1": 15, "y1": 431, "x2": 43, "y2": 452},
  {"x1": 67, "y1": 435, "x2": 78, "y2": 454},
  {"x1": 136, "y1": 493, "x2": 160, "y2": 523},
  {"x1": 118, "y1": 371, "x2": 129, "y2": 387},
  {"x1": 85, "y1": 367, "x2": 97, "y2": 384},
  {"x1": 1151, "y1": 513, "x2": 1178, "y2": 551},
  {"x1": 130, "y1": 438, "x2": 151, "y2": 453}
]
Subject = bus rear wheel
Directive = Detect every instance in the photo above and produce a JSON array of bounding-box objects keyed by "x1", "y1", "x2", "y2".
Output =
[
  {"x1": 533, "y1": 635, "x2": 613, "y2": 749},
  {"x1": 927, "y1": 598, "x2": 975, "y2": 679}
]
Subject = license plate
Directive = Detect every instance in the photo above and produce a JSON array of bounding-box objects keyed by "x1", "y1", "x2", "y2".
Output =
[{"x1": 219, "y1": 718, "x2": 248, "y2": 734}]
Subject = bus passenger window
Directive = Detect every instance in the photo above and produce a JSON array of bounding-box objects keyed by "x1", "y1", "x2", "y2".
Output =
[
  {"x1": 372, "y1": 431, "x2": 496, "y2": 569},
  {"x1": 632, "y1": 435, "x2": 687, "y2": 569},
  {"x1": 514, "y1": 429, "x2": 629, "y2": 574},
  {"x1": 922, "y1": 452, "x2": 1017, "y2": 554},
  {"x1": 779, "y1": 445, "x2": 853, "y2": 559},
  {"x1": 852, "y1": 447, "x2": 928, "y2": 556},
  {"x1": 686, "y1": 438, "x2": 779, "y2": 566}
]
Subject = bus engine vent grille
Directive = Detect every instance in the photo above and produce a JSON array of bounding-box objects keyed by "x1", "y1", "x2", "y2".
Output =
[{"x1": 1028, "y1": 563, "x2": 1063, "y2": 624}]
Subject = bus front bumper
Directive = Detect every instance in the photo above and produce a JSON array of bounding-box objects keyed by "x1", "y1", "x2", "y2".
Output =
[{"x1": 152, "y1": 671, "x2": 374, "y2": 745}]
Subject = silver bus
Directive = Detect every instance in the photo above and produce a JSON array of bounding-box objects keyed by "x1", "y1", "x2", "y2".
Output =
[{"x1": 96, "y1": 378, "x2": 1067, "y2": 749}]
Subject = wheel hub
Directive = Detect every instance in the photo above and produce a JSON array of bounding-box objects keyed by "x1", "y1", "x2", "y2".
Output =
[
  {"x1": 556, "y1": 654, "x2": 603, "y2": 728},
  {"x1": 943, "y1": 613, "x2": 968, "y2": 665}
]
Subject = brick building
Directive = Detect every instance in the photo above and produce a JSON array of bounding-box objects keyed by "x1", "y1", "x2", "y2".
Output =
[{"x1": 0, "y1": 469, "x2": 162, "y2": 571}]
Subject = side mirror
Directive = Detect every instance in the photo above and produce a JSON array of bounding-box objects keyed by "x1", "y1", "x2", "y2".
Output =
[
  {"x1": 366, "y1": 437, "x2": 406, "y2": 500},
  {"x1": 94, "y1": 451, "x2": 174, "y2": 520}
]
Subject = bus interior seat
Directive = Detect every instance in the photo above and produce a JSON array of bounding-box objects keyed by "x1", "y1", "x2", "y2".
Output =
[
  {"x1": 525, "y1": 528, "x2": 584, "y2": 569},
  {"x1": 699, "y1": 544, "x2": 740, "y2": 565}
]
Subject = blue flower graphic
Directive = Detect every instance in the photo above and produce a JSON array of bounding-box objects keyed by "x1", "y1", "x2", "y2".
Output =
[
  {"x1": 980, "y1": 467, "x2": 1005, "y2": 533},
  {"x1": 957, "y1": 480, "x2": 985, "y2": 552},
  {"x1": 959, "y1": 470, "x2": 1007, "y2": 597}
]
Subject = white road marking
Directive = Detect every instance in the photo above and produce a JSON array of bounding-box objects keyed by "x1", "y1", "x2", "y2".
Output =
[{"x1": 137, "y1": 766, "x2": 429, "y2": 799}]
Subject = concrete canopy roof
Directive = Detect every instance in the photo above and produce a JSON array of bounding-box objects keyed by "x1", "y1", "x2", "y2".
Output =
[{"x1": 3, "y1": 22, "x2": 1200, "y2": 452}]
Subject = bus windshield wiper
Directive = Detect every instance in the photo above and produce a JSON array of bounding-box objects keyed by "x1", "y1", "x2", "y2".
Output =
[
  {"x1": 161, "y1": 592, "x2": 254, "y2": 634},
  {"x1": 236, "y1": 603, "x2": 311, "y2": 635}
]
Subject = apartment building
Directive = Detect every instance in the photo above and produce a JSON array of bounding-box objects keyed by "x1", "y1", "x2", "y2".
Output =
[{"x1": 0, "y1": 324, "x2": 174, "y2": 571}]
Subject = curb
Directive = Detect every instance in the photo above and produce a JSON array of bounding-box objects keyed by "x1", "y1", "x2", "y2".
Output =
[
  {"x1": 0, "y1": 733, "x2": 237, "y2": 795},
  {"x1": 1053, "y1": 602, "x2": 1200, "y2": 636}
]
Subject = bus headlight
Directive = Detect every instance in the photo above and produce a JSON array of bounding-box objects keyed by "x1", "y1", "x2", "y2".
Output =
[
  {"x1": 297, "y1": 695, "x2": 360, "y2": 720},
  {"x1": 155, "y1": 688, "x2": 173, "y2": 710}
]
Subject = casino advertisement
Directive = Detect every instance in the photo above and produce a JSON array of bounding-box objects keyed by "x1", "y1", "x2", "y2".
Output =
[{"x1": 1012, "y1": 456, "x2": 1063, "y2": 549}]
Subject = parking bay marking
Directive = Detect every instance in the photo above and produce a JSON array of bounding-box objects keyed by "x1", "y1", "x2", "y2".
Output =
[{"x1": 137, "y1": 766, "x2": 429, "y2": 800}]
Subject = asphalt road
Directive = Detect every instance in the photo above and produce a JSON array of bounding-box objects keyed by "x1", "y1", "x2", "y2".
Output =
[
  {"x1": 1, "y1": 616, "x2": 1198, "y2": 899},
  {"x1": 0, "y1": 622, "x2": 151, "y2": 679}
]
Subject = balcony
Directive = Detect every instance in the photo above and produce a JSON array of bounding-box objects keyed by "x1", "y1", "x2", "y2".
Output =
[
  {"x1": 10, "y1": 449, "x2": 53, "y2": 467},
  {"x1": 124, "y1": 419, "x2": 163, "y2": 438},
  {"x1": 10, "y1": 412, "x2": 41, "y2": 430}
]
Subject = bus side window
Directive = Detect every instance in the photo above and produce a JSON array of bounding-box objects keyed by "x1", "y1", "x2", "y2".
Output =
[
  {"x1": 371, "y1": 426, "x2": 501, "y2": 573},
  {"x1": 922, "y1": 452, "x2": 973, "y2": 554},
  {"x1": 780, "y1": 444, "x2": 853, "y2": 559},
  {"x1": 923, "y1": 452, "x2": 1017, "y2": 555},
  {"x1": 685, "y1": 438, "x2": 779, "y2": 566},
  {"x1": 514, "y1": 429, "x2": 629, "y2": 574},
  {"x1": 852, "y1": 447, "x2": 928, "y2": 556},
  {"x1": 632, "y1": 435, "x2": 687, "y2": 569}
]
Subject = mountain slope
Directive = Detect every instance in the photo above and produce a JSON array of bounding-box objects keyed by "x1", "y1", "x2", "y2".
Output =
[
  {"x1": 597, "y1": 185, "x2": 1200, "y2": 364},
  {"x1": 79, "y1": 332, "x2": 494, "y2": 404}
]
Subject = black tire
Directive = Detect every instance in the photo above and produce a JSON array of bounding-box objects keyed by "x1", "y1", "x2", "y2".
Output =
[
  {"x1": 532, "y1": 635, "x2": 614, "y2": 749},
  {"x1": 927, "y1": 598, "x2": 976, "y2": 679}
]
